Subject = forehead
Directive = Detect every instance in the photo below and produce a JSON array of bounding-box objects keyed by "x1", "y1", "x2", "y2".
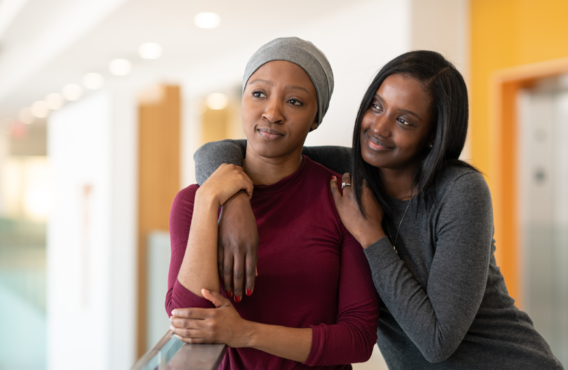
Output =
[
  {"x1": 377, "y1": 74, "x2": 431, "y2": 110},
  {"x1": 247, "y1": 60, "x2": 316, "y2": 94}
]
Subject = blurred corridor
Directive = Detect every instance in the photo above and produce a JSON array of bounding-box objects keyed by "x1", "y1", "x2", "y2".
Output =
[{"x1": 0, "y1": 0, "x2": 567, "y2": 369}]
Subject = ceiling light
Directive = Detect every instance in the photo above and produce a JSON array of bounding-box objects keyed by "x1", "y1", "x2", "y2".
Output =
[
  {"x1": 109, "y1": 58, "x2": 132, "y2": 76},
  {"x1": 62, "y1": 84, "x2": 83, "y2": 101},
  {"x1": 206, "y1": 93, "x2": 228, "y2": 110},
  {"x1": 31, "y1": 101, "x2": 50, "y2": 118},
  {"x1": 194, "y1": 12, "x2": 220, "y2": 29},
  {"x1": 83, "y1": 73, "x2": 104, "y2": 89},
  {"x1": 45, "y1": 93, "x2": 64, "y2": 110},
  {"x1": 18, "y1": 108, "x2": 34, "y2": 124},
  {"x1": 139, "y1": 43, "x2": 163, "y2": 60}
]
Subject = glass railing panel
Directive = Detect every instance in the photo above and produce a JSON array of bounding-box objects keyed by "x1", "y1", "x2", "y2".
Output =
[
  {"x1": 131, "y1": 330, "x2": 226, "y2": 370},
  {"x1": 0, "y1": 217, "x2": 46, "y2": 370}
]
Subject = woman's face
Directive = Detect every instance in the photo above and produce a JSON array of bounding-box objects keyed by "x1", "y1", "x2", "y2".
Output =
[
  {"x1": 242, "y1": 60, "x2": 318, "y2": 159},
  {"x1": 360, "y1": 73, "x2": 433, "y2": 171}
]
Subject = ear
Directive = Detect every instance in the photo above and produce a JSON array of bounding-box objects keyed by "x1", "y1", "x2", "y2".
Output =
[{"x1": 311, "y1": 121, "x2": 319, "y2": 131}]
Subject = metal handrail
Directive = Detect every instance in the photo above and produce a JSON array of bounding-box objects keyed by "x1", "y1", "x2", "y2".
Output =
[{"x1": 131, "y1": 330, "x2": 227, "y2": 370}]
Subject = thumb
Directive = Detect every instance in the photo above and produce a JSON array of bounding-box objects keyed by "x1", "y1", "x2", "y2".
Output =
[
  {"x1": 202, "y1": 289, "x2": 229, "y2": 308},
  {"x1": 330, "y1": 176, "x2": 342, "y2": 203}
]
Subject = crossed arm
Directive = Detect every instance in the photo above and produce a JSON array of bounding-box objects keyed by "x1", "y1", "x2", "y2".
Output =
[
  {"x1": 166, "y1": 165, "x2": 312, "y2": 362},
  {"x1": 166, "y1": 163, "x2": 379, "y2": 366}
]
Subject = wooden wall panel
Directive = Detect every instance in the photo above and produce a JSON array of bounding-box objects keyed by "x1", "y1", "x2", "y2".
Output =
[{"x1": 137, "y1": 85, "x2": 181, "y2": 358}]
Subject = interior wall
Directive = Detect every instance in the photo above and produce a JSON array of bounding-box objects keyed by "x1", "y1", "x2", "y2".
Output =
[{"x1": 47, "y1": 87, "x2": 137, "y2": 370}]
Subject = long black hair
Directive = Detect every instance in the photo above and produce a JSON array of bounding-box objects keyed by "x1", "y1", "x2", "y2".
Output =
[{"x1": 351, "y1": 50, "x2": 477, "y2": 218}]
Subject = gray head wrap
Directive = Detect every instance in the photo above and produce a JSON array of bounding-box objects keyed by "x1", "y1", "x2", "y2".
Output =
[{"x1": 242, "y1": 37, "x2": 334, "y2": 125}]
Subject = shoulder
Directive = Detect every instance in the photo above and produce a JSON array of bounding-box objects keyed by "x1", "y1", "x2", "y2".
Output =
[
  {"x1": 436, "y1": 165, "x2": 489, "y2": 199},
  {"x1": 304, "y1": 156, "x2": 343, "y2": 180},
  {"x1": 175, "y1": 184, "x2": 200, "y2": 201},
  {"x1": 434, "y1": 165, "x2": 492, "y2": 215},
  {"x1": 171, "y1": 184, "x2": 200, "y2": 211}
]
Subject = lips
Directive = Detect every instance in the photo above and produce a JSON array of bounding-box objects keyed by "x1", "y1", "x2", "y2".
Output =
[
  {"x1": 366, "y1": 134, "x2": 394, "y2": 151},
  {"x1": 257, "y1": 127, "x2": 284, "y2": 140}
]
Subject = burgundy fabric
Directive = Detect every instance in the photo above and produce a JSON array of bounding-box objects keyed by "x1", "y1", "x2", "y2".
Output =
[{"x1": 166, "y1": 156, "x2": 380, "y2": 369}]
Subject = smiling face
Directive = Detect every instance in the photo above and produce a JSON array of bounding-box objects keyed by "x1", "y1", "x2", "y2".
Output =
[
  {"x1": 360, "y1": 73, "x2": 434, "y2": 171},
  {"x1": 242, "y1": 60, "x2": 318, "y2": 160}
]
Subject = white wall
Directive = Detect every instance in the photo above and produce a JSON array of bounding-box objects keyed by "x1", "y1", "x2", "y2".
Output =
[{"x1": 47, "y1": 88, "x2": 137, "y2": 370}]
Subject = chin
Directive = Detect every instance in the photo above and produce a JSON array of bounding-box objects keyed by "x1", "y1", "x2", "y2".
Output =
[
  {"x1": 248, "y1": 139, "x2": 287, "y2": 158},
  {"x1": 361, "y1": 148, "x2": 387, "y2": 168}
]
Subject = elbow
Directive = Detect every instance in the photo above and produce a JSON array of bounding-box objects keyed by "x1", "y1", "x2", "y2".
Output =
[
  {"x1": 421, "y1": 343, "x2": 459, "y2": 364},
  {"x1": 356, "y1": 342, "x2": 375, "y2": 364}
]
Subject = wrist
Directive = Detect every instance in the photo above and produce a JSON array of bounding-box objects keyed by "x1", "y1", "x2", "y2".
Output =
[
  {"x1": 195, "y1": 187, "x2": 221, "y2": 209},
  {"x1": 359, "y1": 229, "x2": 386, "y2": 249},
  {"x1": 241, "y1": 320, "x2": 261, "y2": 348}
]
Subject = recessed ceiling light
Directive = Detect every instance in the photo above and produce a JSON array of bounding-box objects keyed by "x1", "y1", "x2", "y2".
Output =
[
  {"x1": 194, "y1": 12, "x2": 220, "y2": 29},
  {"x1": 139, "y1": 43, "x2": 163, "y2": 60},
  {"x1": 18, "y1": 108, "x2": 34, "y2": 124},
  {"x1": 31, "y1": 101, "x2": 50, "y2": 118},
  {"x1": 83, "y1": 73, "x2": 104, "y2": 89},
  {"x1": 45, "y1": 93, "x2": 64, "y2": 110},
  {"x1": 206, "y1": 93, "x2": 228, "y2": 110},
  {"x1": 109, "y1": 58, "x2": 132, "y2": 76},
  {"x1": 62, "y1": 84, "x2": 83, "y2": 101}
]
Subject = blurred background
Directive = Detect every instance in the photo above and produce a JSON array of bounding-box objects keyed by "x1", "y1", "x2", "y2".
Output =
[{"x1": 0, "y1": 0, "x2": 567, "y2": 369}]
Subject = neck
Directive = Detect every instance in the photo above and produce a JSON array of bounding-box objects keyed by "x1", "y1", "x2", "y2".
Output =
[
  {"x1": 379, "y1": 166, "x2": 418, "y2": 201},
  {"x1": 243, "y1": 146, "x2": 304, "y2": 186}
]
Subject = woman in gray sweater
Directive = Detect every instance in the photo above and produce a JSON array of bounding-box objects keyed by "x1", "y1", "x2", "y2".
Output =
[{"x1": 189, "y1": 50, "x2": 563, "y2": 369}]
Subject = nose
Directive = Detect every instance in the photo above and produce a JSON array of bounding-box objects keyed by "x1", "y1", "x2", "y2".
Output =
[
  {"x1": 262, "y1": 96, "x2": 284, "y2": 124},
  {"x1": 369, "y1": 113, "x2": 391, "y2": 138}
]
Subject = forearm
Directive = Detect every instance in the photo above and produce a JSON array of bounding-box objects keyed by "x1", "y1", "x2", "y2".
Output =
[
  {"x1": 177, "y1": 191, "x2": 220, "y2": 296},
  {"x1": 247, "y1": 322, "x2": 312, "y2": 363},
  {"x1": 194, "y1": 140, "x2": 246, "y2": 185}
]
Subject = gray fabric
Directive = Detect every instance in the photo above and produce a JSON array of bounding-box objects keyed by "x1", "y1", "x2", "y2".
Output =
[
  {"x1": 193, "y1": 140, "x2": 565, "y2": 369},
  {"x1": 243, "y1": 37, "x2": 334, "y2": 125},
  {"x1": 365, "y1": 166, "x2": 563, "y2": 370},
  {"x1": 193, "y1": 140, "x2": 350, "y2": 185}
]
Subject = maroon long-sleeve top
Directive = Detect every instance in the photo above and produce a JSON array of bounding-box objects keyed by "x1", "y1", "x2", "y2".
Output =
[{"x1": 166, "y1": 156, "x2": 380, "y2": 369}]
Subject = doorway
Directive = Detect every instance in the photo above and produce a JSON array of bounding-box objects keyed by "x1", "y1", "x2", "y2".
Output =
[{"x1": 518, "y1": 76, "x2": 568, "y2": 366}]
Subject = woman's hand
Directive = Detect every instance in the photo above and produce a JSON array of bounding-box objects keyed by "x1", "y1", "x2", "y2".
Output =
[
  {"x1": 170, "y1": 289, "x2": 253, "y2": 348},
  {"x1": 330, "y1": 173, "x2": 386, "y2": 248},
  {"x1": 198, "y1": 164, "x2": 254, "y2": 207},
  {"x1": 218, "y1": 191, "x2": 259, "y2": 302}
]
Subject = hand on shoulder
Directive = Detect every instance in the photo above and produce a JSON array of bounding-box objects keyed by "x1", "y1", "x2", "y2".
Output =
[{"x1": 198, "y1": 164, "x2": 254, "y2": 207}]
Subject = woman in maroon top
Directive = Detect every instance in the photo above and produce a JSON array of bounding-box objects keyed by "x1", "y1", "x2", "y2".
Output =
[{"x1": 166, "y1": 37, "x2": 379, "y2": 369}]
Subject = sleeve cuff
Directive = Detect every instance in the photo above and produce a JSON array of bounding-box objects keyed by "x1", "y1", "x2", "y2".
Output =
[
  {"x1": 304, "y1": 323, "x2": 326, "y2": 366},
  {"x1": 364, "y1": 236, "x2": 401, "y2": 271}
]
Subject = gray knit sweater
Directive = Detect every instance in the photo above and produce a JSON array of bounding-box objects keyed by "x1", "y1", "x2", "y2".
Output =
[{"x1": 194, "y1": 140, "x2": 564, "y2": 370}]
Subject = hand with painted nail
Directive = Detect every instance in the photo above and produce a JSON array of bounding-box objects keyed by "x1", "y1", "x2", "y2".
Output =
[
  {"x1": 170, "y1": 289, "x2": 253, "y2": 347},
  {"x1": 218, "y1": 191, "x2": 259, "y2": 302}
]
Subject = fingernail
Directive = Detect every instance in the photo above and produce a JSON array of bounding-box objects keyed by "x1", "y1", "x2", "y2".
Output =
[
  {"x1": 246, "y1": 289, "x2": 252, "y2": 296},
  {"x1": 331, "y1": 176, "x2": 336, "y2": 180},
  {"x1": 235, "y1": 295, "x2": 241, "y2": 303},
  {"x1": 170, "y1": 325, "x2": 175, "y2": 331},
  {"x1": 171, "y1": 310, "x2": 176, "y2": 316},
  {"x1": 227, "y1": 291, "x2": 232, "y2": 298}
]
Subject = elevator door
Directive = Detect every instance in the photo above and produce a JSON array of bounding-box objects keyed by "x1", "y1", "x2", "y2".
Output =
[{"x1": 518, "y1": 82, "x2": 568, "y2": 366}]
